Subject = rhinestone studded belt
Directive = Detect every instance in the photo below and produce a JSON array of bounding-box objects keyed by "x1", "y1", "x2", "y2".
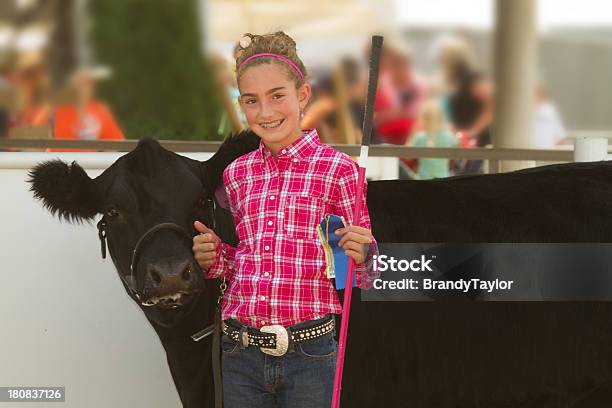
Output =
[{"x1": 222, "y1": 316, "x2": 335, "y2": 356}]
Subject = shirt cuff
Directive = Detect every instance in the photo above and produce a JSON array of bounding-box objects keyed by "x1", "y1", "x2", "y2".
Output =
[
  {"x1": 205, "y1": 241, "x2": 236, "y2": 279},
  {"x1": 356, "y1": 239, "x2": 380, "y2": 290}
]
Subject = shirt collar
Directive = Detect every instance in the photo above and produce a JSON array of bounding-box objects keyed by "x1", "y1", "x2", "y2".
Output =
[{"x1": 258, "y1": 128, "x2": 320, "y2": 162}]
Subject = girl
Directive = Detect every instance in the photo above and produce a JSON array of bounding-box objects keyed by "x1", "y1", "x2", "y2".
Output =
[
  {"x1": 192, "y1": 32, "x2": 378, "y2": 408},
  {"x1": 409, "y1": 99, "x2": 458, "y2": 180}
]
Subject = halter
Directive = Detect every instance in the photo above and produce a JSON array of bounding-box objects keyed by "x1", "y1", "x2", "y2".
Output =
[
  {"x1": 96, "y1": 196, "x2": 218, "y2": 342},
  {"x1": 96, "y1": 196, "x2": 216, "y2": 306},
  {"x1": 98, "y1": 220, "x2": 191, "y2": 304}
]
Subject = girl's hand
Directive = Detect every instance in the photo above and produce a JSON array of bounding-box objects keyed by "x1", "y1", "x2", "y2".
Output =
[
  {"x1": 335, "y1": 225, "x2": 372, "y2": 264},
  {"x1": 193, "y1": 221, "x2": 220, "y2": 270}
]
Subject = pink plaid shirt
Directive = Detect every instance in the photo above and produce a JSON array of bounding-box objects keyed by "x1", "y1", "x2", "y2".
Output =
[{"x1": 206, "y1": 129, "x2": 378, "y2": 327}]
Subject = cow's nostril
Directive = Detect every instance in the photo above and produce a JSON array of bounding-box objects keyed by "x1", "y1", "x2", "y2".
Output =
[
  {"x1": 182, "y1": 265, "x2": 192, "y2": 282},
  {"x1": 149, "y1": 269, "x2": 162, "y2": 286}
]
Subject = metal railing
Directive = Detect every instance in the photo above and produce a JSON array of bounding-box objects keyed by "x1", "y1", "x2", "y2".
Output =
[
  {"x1": 0, "y1": 137, "x2": 577, "y2": 157},
  {"x1": 0, "y1": 137, "x2": 598, "y2": 174}
]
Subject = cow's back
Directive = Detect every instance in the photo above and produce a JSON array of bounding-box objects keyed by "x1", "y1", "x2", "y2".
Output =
[
  {"x1": 367, "y1": 161, "x2": 612, "y2": 243},
  {"x1": 344, "y1": 161, "x2": 612, "y2": 407}
]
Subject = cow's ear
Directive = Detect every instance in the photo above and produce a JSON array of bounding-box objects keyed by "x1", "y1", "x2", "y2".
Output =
[{"x1": 28, "y1": 160, "x2": 102, "y2": 223}]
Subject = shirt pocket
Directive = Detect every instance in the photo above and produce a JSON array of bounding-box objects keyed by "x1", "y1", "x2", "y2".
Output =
[{"x1": 283, "y1": 194, "x2": 326, "y2": 240}]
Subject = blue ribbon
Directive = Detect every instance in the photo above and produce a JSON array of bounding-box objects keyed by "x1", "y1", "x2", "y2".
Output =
[{"x1": 318, "y1": 214, "x2": 356, "y2": 290}]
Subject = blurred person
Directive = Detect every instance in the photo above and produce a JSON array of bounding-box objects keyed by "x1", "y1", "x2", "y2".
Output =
[
  {"x1": 52, "y1": 67, "x2": 124, "y2": 142},
  {"x1": 533, "y1": 82, "x2": 566, "y2": 148},
  {"x1": 373, "y1": 38, "x2": 426, "y2": 146},
  {"x1": 11, "y1": 49, "x2": 52, "y2": 129},
  {"x1": 0, "y1": 47, "x2": 20, "y2": 150},
  {"x1": 436, "y1": 36, "x2": 492, "y2": 147},
  {"x1": 435, "y1": 36, "x2": 493, "y2": 173},
  {"x1": 0, "y1": 54, "x2": 12, "y2": 138},
  {"x1": 301, "y1": 57, "x2": 367, "y2": 144},
  {"x1": 300, "y1": 72, "x2": 337, "y2": 142},
  {"x1": 409, "y1": 99, "x2": 458, "y2": 180},
  {"x1": 9, "y1": 24, "x2": 53, "y2": 134},
  {"x1": 211, "y1": 51, "x2": 247, "y2": 135}
]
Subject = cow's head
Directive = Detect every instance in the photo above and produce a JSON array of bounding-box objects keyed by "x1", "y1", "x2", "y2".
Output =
[{"x1": 28, "y1": 132, "x2": 260, "y2": 328}]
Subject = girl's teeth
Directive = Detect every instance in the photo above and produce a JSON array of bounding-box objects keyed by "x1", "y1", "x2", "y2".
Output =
[{"x1": 261, "y1": 120, "x2": 282, "y2": 129}]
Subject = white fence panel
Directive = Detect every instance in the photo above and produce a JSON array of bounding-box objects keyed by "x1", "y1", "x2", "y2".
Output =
[{"x1": 0, "y1": 152, "x2": 212, "y2": 408}]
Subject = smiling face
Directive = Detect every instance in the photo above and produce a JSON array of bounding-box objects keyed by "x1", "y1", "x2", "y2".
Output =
[{"x1": 238, "y1": 62, "x2": 311, "y2": 155}]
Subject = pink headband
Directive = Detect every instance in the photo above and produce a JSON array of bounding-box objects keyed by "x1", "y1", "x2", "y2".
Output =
[{"x1": 238, "y1": 53, "x2": 305, "y2": 82}]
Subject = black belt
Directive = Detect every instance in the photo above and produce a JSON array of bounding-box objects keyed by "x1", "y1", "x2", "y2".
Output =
[{"x1": 222, "y1": 315, "x2": 335, "y2": 357}]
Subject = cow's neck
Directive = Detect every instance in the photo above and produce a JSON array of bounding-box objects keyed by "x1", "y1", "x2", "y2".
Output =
[{"x1": 145, "y1": 285, "x2": 219, "y2": 408}]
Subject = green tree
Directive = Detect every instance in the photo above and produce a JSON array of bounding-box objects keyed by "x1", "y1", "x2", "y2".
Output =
[{"x1": 90, "y1": 0, "x2": 221, "y2": 140}]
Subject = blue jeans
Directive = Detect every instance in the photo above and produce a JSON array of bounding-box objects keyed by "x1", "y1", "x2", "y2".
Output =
[{"x1": 221, "y1": 315, "x2": 337, "y2": 408}]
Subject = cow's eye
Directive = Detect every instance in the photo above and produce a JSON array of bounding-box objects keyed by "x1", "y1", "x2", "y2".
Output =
[{"x1": 106, "y1": 208, "x2": 120, "y2": 218}]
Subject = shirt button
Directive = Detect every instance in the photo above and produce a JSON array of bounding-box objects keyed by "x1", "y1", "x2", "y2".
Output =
[
  {"x1": 261, "y1": 320, "x2": 266, "y2": 326},
  {"x1": 293, "y1": 158, "x2": 298, "y2": 163},
  {"x1": 269, "y1": 195, "x2": 275, "y2": 201},
  {"x1": 267, "y1": 220, "x2": 273, "y2": 226},
  {"x1": 264, "y1": 272, "x2": 270, "y2": 277},
  {"x1": 264, "y1": 245, "x2": 270, "y2": 251},
  {"x1": 281, "y1": 149, "x2": 287, "y2": 154},
  {"x1": 260, "y1": 295, "x2": 266, "y2": 301}
]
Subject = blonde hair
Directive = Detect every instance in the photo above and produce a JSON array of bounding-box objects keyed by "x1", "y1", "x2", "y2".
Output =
[
  {"x1": 234, "y1": 31, "x2": 307, "y2": 88},
  {"x1": 435, "y1": 36, "x2": 476, "y2": 83},
  {"x1": 419, "y1": 99, "x2": 445, "y2": 133}
]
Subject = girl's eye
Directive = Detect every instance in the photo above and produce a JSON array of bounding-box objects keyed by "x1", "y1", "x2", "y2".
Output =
[
  {"x1": 244, "y1": 98, "x2": 256, "y2": 105},
  {"x1": 272, "y1": 94, "x2": 285, "y2": 100}
]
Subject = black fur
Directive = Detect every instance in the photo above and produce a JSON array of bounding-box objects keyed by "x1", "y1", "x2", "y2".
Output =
[
  {"x1": 200, "y1": 129, "x2": 260, "y2": 192},
  {"x1": 28, "y1": 160, "x2": 101, "y2": 223}
]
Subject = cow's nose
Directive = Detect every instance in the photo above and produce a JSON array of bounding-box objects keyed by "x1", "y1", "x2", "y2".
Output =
[{"x1": 145, "y1": 258, "x2": 195, "y2": 296}]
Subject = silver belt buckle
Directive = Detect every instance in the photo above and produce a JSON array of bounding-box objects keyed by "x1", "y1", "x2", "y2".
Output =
[{"x1": 260, "y1": 325, "x2": 289, "y2": 356}]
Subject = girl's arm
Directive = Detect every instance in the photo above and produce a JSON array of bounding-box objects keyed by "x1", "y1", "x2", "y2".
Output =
[{"x1": 464, "y1": 79, "x2": 493, "y2": 141}]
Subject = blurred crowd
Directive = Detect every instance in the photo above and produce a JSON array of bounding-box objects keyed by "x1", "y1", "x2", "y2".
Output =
[
  {"x1": 1, "y1": 21, "x2": 566, "y2": 179},
  {"x1": 304, "y1": 35, "x2": 566, "y2": 178},
  {"x1": 0, "y1": 24, "x2": 125, "y2": 150}
]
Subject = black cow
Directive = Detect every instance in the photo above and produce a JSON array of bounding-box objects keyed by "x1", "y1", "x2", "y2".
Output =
[
  {"x1": 29, "y1": 132, "x2": 612, "y2": 407},
  {"x1": 28, "y1": 133, "x2": 259, "y2": 408}
]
